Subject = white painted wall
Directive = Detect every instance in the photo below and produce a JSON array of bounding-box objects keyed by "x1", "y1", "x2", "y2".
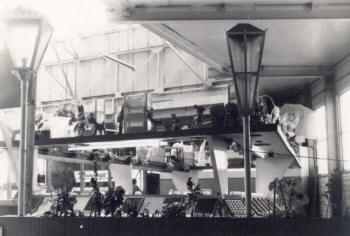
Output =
[
  {"x1": 109, "y1": 163, "x2": 132, "y2": 194},
  {"x1": 256, "y1": 157, "x2": 294, "y2": 196}
]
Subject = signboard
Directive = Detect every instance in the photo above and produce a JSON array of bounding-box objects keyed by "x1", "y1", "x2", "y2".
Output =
[{"x1": 73, "y1": 170, "x2": 110, "y2": 183}]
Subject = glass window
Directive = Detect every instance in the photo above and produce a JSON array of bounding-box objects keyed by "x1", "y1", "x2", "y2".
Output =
[
  {"x1": 340, "y1": 90, "x2": 350, "y2": 170},
  {"x1": 314, "y1": 105, "x2": 328, "y2": 174},
  {"x1": 0, "y1": 149, "x2": 10, "y2": 200}
]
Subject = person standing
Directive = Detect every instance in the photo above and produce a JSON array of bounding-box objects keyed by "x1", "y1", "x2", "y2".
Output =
[{"x1": 132, "y1": 179, "x2": 140, "y2": 194}]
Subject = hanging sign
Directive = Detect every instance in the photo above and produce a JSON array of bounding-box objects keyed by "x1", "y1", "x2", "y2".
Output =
[{"x1": 74, "y1": 170, "x2": 110, "y2": 183}]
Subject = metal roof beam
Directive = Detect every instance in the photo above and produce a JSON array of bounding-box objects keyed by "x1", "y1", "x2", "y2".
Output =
[
  {"x1": 107, "y1": 2, "x2": 350, "y2": 21},
  {"x1": 43, "y1": 45, "x2": 166, "y2": 66},
  {"x1": 260, "y1": 65, "x2": 332, "y2": 77},
  {"x1": 52, "y1": 45, "x2": 77, "y2": 101},
  {"x1": 103, "y1": 53, "x2": 136, "y2": 70},
  {"x1": 210, "y1": 65, "x2": 331, "y2": 81},
  {"x1": 210, "y1": 64, "x2": 331, "y2": 80},
  {"x1": 165, "y1": 41, "x2": 212, "y2": 88},
  {"x1": 142, "y1": 23, "x2": 229, "y2": 74}
]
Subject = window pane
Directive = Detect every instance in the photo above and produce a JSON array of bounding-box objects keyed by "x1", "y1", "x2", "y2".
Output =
[
  {"x1": 314, "y1": 105, "x2": 328, "y2": 174},
  {"x1": 340, "y1": 90, "x2": 350, "y2": 170},
  {"x1": 342, "y1": 132, "x2": 350, "y2": 170},
  {"x1": 314, "y1": 106, "x2": 327, "y2": 140},
  {"x1": 340, "y1": 90, "x2": 350, "y2": 133}
]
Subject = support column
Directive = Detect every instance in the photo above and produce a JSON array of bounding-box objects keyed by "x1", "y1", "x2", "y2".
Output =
[
  {"x1": 80, "y1": 164, "x2": 85, "y2": 195},
  {"x1": 207, "y1": 136, "x2": 228, "y2": 196},
  {"x1": 242, "y1": 115, "x2": 252, "y2": 218},
  {"x1": 304, "y1": 84, "x2": 313, "y2": 108},
  {"x1": 325, "y1": 75, "x2": 342, "y2": 217},
  {"x1": 18, "y1": 78, "x2": 27, "y2": 216},
  {"x1": 24, "y1": 72, "x2": 37, "y2": 214},
  {"x1": 325, "y1": 76, "x2": 341, "y2": 173},
  {"x1": 108, "y1": 166, "x2": 112, "y2": 188},
  {"x1": 157, "y1": 51, "x2": 161, "y2": 89},
  {"x1": 142, "y1": 170, "x2": 147, "y2": 193}
]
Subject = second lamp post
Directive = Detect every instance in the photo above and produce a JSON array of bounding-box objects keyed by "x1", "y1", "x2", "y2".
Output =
[
  {"x1": 226, "y1": 23, "x2": 266, "y2": 218},
  {"x1": 1, "y1": 6, "x2": 53, "y2": 216}
]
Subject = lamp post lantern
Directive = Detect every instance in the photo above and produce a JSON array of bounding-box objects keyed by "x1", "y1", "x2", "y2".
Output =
[
  {"x1": 1, "y1": 6, "x2": 53, "y2": 216},
  {"x1": 226, "y1": 23, "x2": 266, "y2": 218}
]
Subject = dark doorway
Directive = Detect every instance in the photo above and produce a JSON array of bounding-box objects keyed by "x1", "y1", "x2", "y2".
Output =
[{"x1": 146, "y1": 173, "x2": 160, "y2": 195}]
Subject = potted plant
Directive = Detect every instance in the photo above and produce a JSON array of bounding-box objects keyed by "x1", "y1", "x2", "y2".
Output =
[{"x1": 268, "y1": 177, "x2": 309, "y2": 217}]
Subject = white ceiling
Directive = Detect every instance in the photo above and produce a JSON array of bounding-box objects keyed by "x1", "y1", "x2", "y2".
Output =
[
  {"x1": 259, "y1": 77, "x2": 315, "y2": 98},
  {"x1": 144, "y1": 19, "x2": 350, "y2": 99},
  {"x1": 107, "y1": 1, "x2": 350, "y2": 100},
  {"x1": 164, "y1": 20, "x2": 350, "y2": 67}
]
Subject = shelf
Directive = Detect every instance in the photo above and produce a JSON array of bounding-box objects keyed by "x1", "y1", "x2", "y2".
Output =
[
  {"x1": 133, "y1": 164, "x2": 172, "y2": 173},
  {"x1": 38, "y1": 154, "x2": 206, "y2": 172},
  {"x1": 35, "y1": 125, "x2": 300, "y2": 168},
  {"x1": 34, "y1": 125, "x2": 274, "y2": 146},
  {"x1": 38, "y1": 154, "x2": 110, "y2": 166},
  {"x1": 38, "y1": 153, "x2": 214, "y2": 173},
  {"x1": 219, "y1": 125, "x2": 300, "y2": 166}
]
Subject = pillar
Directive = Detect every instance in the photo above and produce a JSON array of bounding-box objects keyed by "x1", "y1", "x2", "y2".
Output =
[
  {"x1": 207, "y1": 136, "x2": 228, "y2": 195},
  {"x1": 325, "y1": 75, "x2": 342, "y2": 217}
]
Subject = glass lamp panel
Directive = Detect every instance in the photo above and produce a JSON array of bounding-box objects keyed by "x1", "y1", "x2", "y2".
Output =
[
  {"x1": 234, "y1": 74, "x2": 259, "y2": 114},
  {"x1": 227, "y1": 36, "x2": 245, "y2": 73},
  {"x1": 246, "y1": 34, "x2": 264, "y2": 73},
  {"x1": 226, "y1": 23, "x2": 264, "y2": 73},
  {"x1": 31, "y1": 20, "x2": 53, "y2": 70},
  {"x1": 2, "y1": 19, "x2": 40, "y2": 68}
]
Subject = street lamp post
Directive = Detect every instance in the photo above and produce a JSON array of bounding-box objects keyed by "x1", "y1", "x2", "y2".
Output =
[
  {"x1": 1, "y1": 7, "x2": 53, "y2": 216},
  {"x1": 226, "y1": 23, "x2": 266, "y2": 218}
]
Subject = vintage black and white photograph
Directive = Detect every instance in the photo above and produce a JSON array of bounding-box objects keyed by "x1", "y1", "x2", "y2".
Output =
[{"x1": 0, "y1": 0, "x2": 349, "y2": 235}]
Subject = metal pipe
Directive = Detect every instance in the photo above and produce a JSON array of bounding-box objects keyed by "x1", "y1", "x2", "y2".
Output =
[
  {"x1": 18, "y1": 78, "x2": 27, "y2": 216},
  {"x1": 273, "y1": 184, "x2": 276, "y2": 218},
  {"x1": 103, "y1": 53, "x2": 135, "y2": 71},
  {"x1": 243, "y1": 115, "x2": 252, "y2": 218}
]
